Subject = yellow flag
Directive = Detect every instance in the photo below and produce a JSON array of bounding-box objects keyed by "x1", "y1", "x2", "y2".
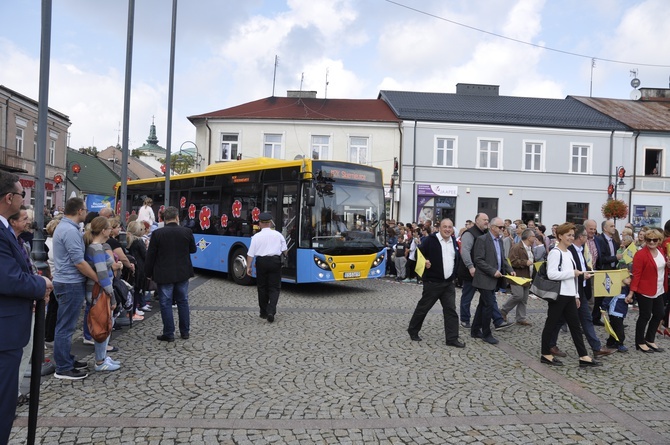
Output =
[
  {"x1": 622, "y1": 243, "x2": 637, "y2": 265},
  {"x1": 601, "y1": 310, "x2": 620, "y2": 342},
  {"x1": 583, "y1": 242, "x2": 593, "y2": 270},
  {"x1": 534, "y1": 261, "x2": 544, "y2": 272},
  {"x1": 415, "y1": 249, "x2": 426, "y2": 277},
  {"x1": 591, "y1": 269, "x2": 629, "y2": 297},
  {"x1": 504, "y1": 275, "x2": 532, "y2": 287}
]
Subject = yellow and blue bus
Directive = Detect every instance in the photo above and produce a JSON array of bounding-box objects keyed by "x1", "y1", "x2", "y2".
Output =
[{"x1": 116, "y1": 157, "x2": 387, "y2": 285}]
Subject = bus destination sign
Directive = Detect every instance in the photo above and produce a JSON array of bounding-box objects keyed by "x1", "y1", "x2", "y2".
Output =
[{"x1": 320, "y1": 166, "x2": 377, "y2": 183}]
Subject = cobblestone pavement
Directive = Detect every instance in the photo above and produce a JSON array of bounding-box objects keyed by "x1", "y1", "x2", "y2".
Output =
[{"x1": 10, "y1": 275, "x2": 670, "y2": 444}]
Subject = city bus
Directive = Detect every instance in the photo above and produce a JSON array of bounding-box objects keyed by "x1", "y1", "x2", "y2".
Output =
[{"x1": 116, "y1": 157, "x2": 387, "y2": 285}]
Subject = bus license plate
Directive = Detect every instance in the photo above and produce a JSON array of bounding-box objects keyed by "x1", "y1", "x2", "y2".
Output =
[{"x1": 344, "y1": 272, "x2": 360, "y2": 278}]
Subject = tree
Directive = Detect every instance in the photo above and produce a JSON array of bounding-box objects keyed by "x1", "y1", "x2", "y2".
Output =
[
  {"x1": 79, "y1": 146, "x2": 98, "y2": 156},
  {"x1": 131, "y1": 149, "x2": 147, "y2": 158},
  {"x1": 158, "y1": 154, "x2": 194, "y2": 175}
]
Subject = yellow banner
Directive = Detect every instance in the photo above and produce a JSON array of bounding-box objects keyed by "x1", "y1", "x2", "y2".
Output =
[
  {"x1": 592, "y1": 269, "x2": 630, "y2": 297},
  {"x1": 622, "y1": 243, "x2": 637, "y2": 264},
  {"x1": 415, "y1": 249, "x2": 426, "y2": 277},
  {"x1": 534, "y1": 261, "x2": 544, "y2": 272},
  {"x1": 504, "y1": 275, "x2": 532, "y2": 287}
]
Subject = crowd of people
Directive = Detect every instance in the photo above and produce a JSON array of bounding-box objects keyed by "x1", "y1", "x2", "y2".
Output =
[
  {"x1": 0, "y1": 169, "x2": 199, "y2": 442},
  {"x1": 389, "y1": 213, "x2": 670, "y2": 367}
]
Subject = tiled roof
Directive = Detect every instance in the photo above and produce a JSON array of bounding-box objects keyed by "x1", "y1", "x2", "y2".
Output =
[
  {"x1": 571, "y1": 96, "x2": 670, "y2": 131},
  {"x1": 379, "y1": 90, "x2": 629, "y2": 131},
  {"x1": 188, "y1": 97, "x2": 400, "y2": 123},
  {"x1": 66, "y1": 149, "x2": 120, "y2": 195}
]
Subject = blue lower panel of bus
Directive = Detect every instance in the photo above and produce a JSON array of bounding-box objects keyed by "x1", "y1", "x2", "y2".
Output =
[
  {"x1": 190, "y1": 234, "x2": 250, "y2": 273},
  {"x1": 296, "y1": 249, "x2": 387, "y2": 283}
]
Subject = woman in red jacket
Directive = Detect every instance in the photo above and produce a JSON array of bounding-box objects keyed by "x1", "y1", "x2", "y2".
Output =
[{"x1": 626, "y1": 228, "x2": 668, "y2": 353}]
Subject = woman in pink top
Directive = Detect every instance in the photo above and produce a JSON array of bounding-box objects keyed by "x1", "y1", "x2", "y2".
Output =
[{"x1": 626, "y1": 228, "x2": 668, "y2": 353}]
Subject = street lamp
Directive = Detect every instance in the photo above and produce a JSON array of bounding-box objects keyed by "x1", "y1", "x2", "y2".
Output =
[
  {"x1": 608, "y1": 166, "x2": 626, "y2": 200},
  {"x1": 178, "y1": 141, "x2": 203, "y2": 171},
  {"x1": 68, "y1": 161, "x2": 81, "y2": 180},
  {"x1": 390, "y1": 157, "x2": 399, "y2": 221}
]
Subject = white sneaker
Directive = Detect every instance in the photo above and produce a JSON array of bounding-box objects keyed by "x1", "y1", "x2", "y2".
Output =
[
  {"x1": 140, "y1": 305, "x2": 152, "y2": 312},
  {"x1": 95, "y1": 357, "x2": 120, "y2": 372},
  {"x1": 135, "y1": 309, "x2": 144, "y2": 316},
  {"x1": 82, "y1": 338, "x2": 94, "y2": 345}
]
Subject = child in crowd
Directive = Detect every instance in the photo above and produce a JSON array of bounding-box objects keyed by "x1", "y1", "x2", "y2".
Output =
[{"x1": 602, "y1": 275, "x2": 631, "y2": 352}]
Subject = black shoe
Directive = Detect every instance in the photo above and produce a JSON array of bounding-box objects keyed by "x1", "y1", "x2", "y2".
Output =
[
  {"x1": 471, "y1": 330, "x2": 483, "y2": 339},
  {"x1": 482, "y1": 335, "x2": 499, "y2": 345},
  {"x1": 446, "y1": 339, "x2": 465, "y2": 348},
  {"x1": 73, "y1": 360, "x2": 88, "y2": 370},
  {"x1": 267, "y1": 314, "x2": 275, "y2": 323},
  {"x1": 157, "y1": 334, "x2": 175, "y2": 342},
  {"x1": 260, "y1": 313, "x2": 268, "y2": 319},
  {"x1": 460, "y1": 321, "x2": 471, "y2": 329},
  {"x1": 636, "y1": 344, "x2": 654, "y2": 353},
  {"x1": 540, "y1": 356, "x2": 563, "y2": 366},
  {"x1": 408, "y1": 331, "x2": 422, "y2": 341},
  {"x1": 645, "y1": 342, "x2": 664, "y2": 352},
  {"x1": 181, "y1": 334, "x2": 190, "y2": 340},
  {"x1": 54, "y1": 368, "x2": 89, "y2": 380},
  {"x1": 579, "y1": 359, "x2": 603, "y2": 368}
]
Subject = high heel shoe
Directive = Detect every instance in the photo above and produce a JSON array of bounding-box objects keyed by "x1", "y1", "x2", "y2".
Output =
[
  {"x1": 645, "y1": 342, "x2": 664, "y2": 352},
  {"x1": 636, "y1": 344, "x2": 654, "y2": 353}
]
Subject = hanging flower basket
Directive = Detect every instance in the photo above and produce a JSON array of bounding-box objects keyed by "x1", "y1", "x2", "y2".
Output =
[{"x1": 601, "y1": 199, "x2": 628, "y2": 219}]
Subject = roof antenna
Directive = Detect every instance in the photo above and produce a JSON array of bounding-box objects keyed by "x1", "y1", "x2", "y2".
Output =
[
  {"x1": 272, "y1": 55, "x2": 279, "y2": 97},
  {"x1": 299, "y1": 72, "x2": 304, "y2": 93},
  {"x1": 325, "y1": 68, "x2": 329, "y2": 99}
]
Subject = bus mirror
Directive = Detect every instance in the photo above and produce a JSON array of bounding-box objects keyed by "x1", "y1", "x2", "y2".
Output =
[{"x1": 304, "y1": 186, "x2": 316, "y2": 207}]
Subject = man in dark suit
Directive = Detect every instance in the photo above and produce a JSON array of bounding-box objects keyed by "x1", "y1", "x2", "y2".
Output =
[
  {"x1": 0, "y1": 171, "x2": 51, "y2": 444},
  {"x1": 593, "y1": 219, "x2": 621, "y2": 324},
  {"x1": 146, "y1": 206, "x2": 197, "y2": 342},
  {"x1": 549, "y1": 225, "x2": 616, "y2": 358},
  {"x1": 471, "y1": 217, "x2": 514, "y2": 345},
  {"x1": 407, "y1": 218, "x2": 465, "y2": 347}
]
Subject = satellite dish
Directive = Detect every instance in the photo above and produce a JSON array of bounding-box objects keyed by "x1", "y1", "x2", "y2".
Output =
[
  {"x1": 631, "y1": 78, "x2": 641, "y2": 89},
  {"x1": 630, "y1": 89, "x2": 642, "y2": 100},
  {"x1": 294, "y1": 154, "x2": 304, "y2": 160}
]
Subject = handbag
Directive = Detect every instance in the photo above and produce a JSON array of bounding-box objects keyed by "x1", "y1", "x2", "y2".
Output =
[
  {"x1": 530, "y1": 253, "x2": 562, "y2": 301},
  {"x1": 87, "y1": 282, "x2": 113, "y2": 342}
]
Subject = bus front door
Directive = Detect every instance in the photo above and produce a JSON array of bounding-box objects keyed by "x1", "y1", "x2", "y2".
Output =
[{"x1": 264, "y1": 184, "x2": 298, "y2": 281}]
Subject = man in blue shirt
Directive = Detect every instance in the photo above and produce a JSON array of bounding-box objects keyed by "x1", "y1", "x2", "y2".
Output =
[{"x1": 52, "y1": 197, "x2": 99, "y2": 380}]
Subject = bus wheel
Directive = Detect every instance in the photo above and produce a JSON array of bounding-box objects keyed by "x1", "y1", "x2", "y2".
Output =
[{"x1": 231, "y1": 247, "x2": 253, "y2": 285}]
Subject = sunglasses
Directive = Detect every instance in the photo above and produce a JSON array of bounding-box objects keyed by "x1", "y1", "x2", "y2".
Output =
[
  {"x1": 494, "y1": 225, "x2": 505, "y2": 229},
  {"x1": 646, "y1": 238, "x2": 660, "y2": 243}
]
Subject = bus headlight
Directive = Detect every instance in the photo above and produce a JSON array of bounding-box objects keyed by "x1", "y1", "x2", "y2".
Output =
[
  {"x1": 372, "y1": 253, "x2": 385, "y2": 268},
  {"x1": 314, "y1": 256, "x2": 331, "y2": 270}
]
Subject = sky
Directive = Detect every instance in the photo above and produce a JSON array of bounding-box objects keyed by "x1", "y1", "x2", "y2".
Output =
[{"x1": 1, "y1": 0, "x2": 669, "y2": 154}]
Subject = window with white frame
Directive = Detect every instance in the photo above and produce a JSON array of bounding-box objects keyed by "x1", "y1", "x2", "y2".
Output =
[
  {"x1": 570, "y1": 144, "x2": 590, "y2": 174},
  {"x1": 263, "y1": 134, "x2": 283, "y2": 159},
  {"x1": 477, "y1": 138, "x2": 501, "y2": 169},
  {"x1": 523, "y1": 141, "x2": 544, "y2": 171},
  {"x1": 220, "y1": 133, "x2": 239, "y2": 161},
  {"x1": 435, "y1": 137, "x2": 456, "y2": 167},
  {"x1": 349, "y1": 136, "x2": 369, "y2": 164},
  {"x1": 311, "y1": 135, "x2": 330, "y2": 160},
  {"x1": 49, "y1": 139, "x2": 56, "y2": 165},
  {"x1": 16, "y1": 127, "x2": 24, "y2": 157}
]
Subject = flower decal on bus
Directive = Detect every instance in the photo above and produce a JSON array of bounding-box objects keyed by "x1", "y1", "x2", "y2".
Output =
[
  {"x1": 180, "y1": 196, "x2": 186, "y2": 209},
  {"x1": 199, "y1": 206, "x2": 211, "y2": 230},
  {"x1": 220, "y1": 214, "x2": 228, "y2": 228},
  {"x1": 115, "y1": 201, "x2": 121, "y2": 214},
  {"x1": 251, "y1": 207, "x2": 260, "y2": 222},
  {"x1": 232, "y1": 200, "x2": 242, "y2": 218},
  {"x1": 188, "y1": 203, "x2": 196, "y2": 220},
  {"x1": 158, "y1": 205, "x2": 165, "y2": 222}
]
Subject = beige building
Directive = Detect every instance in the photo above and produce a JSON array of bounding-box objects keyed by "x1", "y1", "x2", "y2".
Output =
[{"x1": 0, "y1": 85, "x2": 71, "y2": 210}]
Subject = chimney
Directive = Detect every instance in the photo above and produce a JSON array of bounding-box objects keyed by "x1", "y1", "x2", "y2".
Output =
[
  {"x1": 287, "y1": 90, "x2": 317, "y2": 99},
  {"x1": 456, "y1": 83, "x2": 500, "y2": 96}
]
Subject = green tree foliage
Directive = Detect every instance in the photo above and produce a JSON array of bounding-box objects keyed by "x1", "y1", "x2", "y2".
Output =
[
  {"x1": 79, "y1": 146, "x2": 98, "y2": 156},
  {"x1": 131, "y1": 149, "x2": 147, "y2": 158}
]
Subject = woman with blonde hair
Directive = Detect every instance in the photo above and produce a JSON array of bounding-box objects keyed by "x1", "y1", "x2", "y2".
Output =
[
  {"x1": 137, "y1": 197, "x2": 155, "y2": 225},
  {"x1": 126, "y1": 220, "x2": 151, "y2": 315},
  {"x1": 84, "y1": 216, "x2": 123, "y2": 371}
]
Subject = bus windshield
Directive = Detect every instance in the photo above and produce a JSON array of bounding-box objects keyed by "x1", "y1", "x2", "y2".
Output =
[{"x1": 305, "y1": 179, "x2": 385, "y2": 255}]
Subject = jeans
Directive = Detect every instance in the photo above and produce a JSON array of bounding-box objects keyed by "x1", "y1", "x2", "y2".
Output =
[
  {"x1": 471, "y1": 288, "x2": 496, "y2": 338},
  {"x1": 158, "y1": 280, "x2": 190, "y2": 338},
  {"x1": 94, "y1": 335, "x2": 111, "y2": 363},
  {"x1": 53, "y1": 281, "x2": 86, "y2": 373},
  {"x1": 460, "y1": 280, "x2": 476, "y2": 323}
]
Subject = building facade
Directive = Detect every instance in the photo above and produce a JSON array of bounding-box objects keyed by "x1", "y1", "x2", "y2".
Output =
[
  {"x1": 380, "y1": 84, "x2": 636, "y2": 229},
  {"x1": 0, "y1": 85, "x2": 71, "y2": 210}
]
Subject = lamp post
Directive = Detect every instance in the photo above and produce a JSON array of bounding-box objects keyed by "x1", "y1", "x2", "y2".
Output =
[
  {"x1": 178, "y1": 140, "x2": 203, "y2": 172},
  {"x1": 68, "y1": 161, "x2": 81, "y2": 180},
  {"x1": 390, "y1": 157, "x2": 399, "y2": 221},
  {"x1": 607, "y1": 166, "x2": 626, "y2": 224}
]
